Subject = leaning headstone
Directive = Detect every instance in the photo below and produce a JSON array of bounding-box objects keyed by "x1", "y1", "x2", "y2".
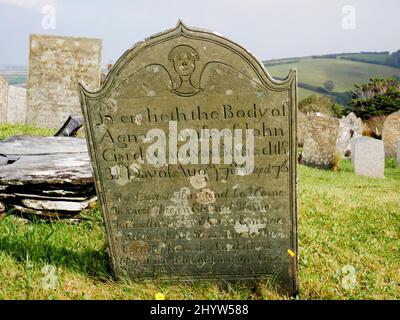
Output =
[
  {"x1": 300, "y1": 113, "x2": 339, "y2": 168},
  {"x1": 55, "y1": 114, "x2": 84, "y2": 137},
  {"x1": 26, "y1": 34, "x2": 102, "y2": 129},
  {"x1": 351, "y1": 136, "x2": 384, "y2": 178},
  {"x1": 382, "y1": 111, "x2": 400, "y2": 158},
  {"x1": 80, "y1": 22, "x2": 298, "y2": 294},
  {"x1": 336, "y1": 112, "x2": 363, "y2": 157},
  {"x1": 0, "y1": 76, "x2": 9, "y2": 124},
  {"x1": 7, "y1": 86, "x2": 27, "y2": 124}
]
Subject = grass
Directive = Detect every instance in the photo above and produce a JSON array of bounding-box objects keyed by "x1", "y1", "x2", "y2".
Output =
[
  {"x1": 267, "y1": 58, "x2": 400, "y2": 98},
  {"x1": 0, "y1": 124, "x2": 56, "y2": 140},
  {"x1": 0, "y1": 126, "x2": 399, "y2": 299}
]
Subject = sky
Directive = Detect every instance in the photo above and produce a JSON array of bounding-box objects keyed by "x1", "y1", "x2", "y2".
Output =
[{"x1": 0, "y1": 0, "x2": 399, "y2": 67}]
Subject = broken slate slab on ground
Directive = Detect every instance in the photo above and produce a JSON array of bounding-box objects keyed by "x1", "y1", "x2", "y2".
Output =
[{"x1": 0, "y1": 136, "x2": 96, "y2": 219}]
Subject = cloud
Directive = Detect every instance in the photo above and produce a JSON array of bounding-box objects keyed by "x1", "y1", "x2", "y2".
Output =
[{"x1": 0, "y1": 0, "x2": 57, "y2": 11}]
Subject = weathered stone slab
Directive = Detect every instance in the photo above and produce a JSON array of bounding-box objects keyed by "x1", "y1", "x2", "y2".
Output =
[
  {"x1": 26, "y1": 34, "x2": 102, "y2": 129},
  {"x1": 7, "y1": 86, "x2": 27, "y2": 125},
  {"x1": 0, "y1": 136, "x2": 87, "y2": 156},
  {"x1": 0, "y1": 76, "x2": 8, "y2": 124},
  {"x1": 0, "y1": 153, "x2": 92, "y2": 186},
  {"x1": 336, "y1": 112, "x2": 363, "y2": 157},
  {"x1": 21, "y1": 197, "x2": 97, "y2": 212},
  {"x1": 0, "y1": 136, "x2": 95, "y2": 218},
  {"x1": 300, "y1": 113, "x2": 339, "y2": 169},
  {"x1": 351, "y1": 136, "x2": 384, "y2": 178},
  {"x1": 382, "y1": 111, "x2": 400, "y2": 158},
  {"x1": 80, "y1": 22, "x2": 298, "y2": 294}
]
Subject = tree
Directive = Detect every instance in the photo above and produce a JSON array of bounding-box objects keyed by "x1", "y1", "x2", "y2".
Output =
[
  {"x1": 346, "y1": 77, "x2": 400, "y2": 119},
  {"x1": 323, "y1": 80, "x2": 335, "y2": 92}
]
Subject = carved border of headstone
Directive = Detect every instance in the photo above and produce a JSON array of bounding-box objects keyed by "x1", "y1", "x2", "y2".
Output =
[{"x1": 79, "y1": 21, "x2": 298, "y2": 294}]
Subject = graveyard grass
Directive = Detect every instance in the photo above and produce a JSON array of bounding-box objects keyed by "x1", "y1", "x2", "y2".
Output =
[{"x1": 0, "y1": 125, "x2": 399, "y2": 300}]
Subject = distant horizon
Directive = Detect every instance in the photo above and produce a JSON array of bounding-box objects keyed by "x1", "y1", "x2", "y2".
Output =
[{"x1": 0, "y1": 48, "x2": 399, "y2": 69}]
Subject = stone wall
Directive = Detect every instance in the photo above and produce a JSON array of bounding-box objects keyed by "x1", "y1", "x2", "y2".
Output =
[
  {"x1": 382, "y1": 111, "x2": 400, "y2": 158},
  {"x1": 7, "y1": 86, "x2": 27, "y2": 124},
  {"x1": 0, "y1": 76, "x2": 8, "y2": 124},
  {"x1": 26, "y1": 34, "x2": 102, "y2": 129},
  {"x1": 300, "y1": 113, "x2": 339, "y2": 169}
]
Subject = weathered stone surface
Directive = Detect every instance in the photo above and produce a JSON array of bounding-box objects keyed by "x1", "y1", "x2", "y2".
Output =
[
  {"x1": 397, "y1": 141, "x2": 400, "y2": 166},
  {"x1": 26, "y1": 34, "x2": 102, "y2": 129},
  {"x1": 21, "y1": 197, "x2": 97, "y2": 212},
  {"x1": 297, "y1": 111, "x2": 306, "y2": 147},
  {"x1": 0, "y1": 76, "x2": 8, "y2": 124},
  {"x1": 351, "y1": 136, "x2": 384, "y2": 178},
  {"x1": 0, "y1": 153, "x2": 91, "y2": 186},
  {"x1": 0, "y1": 135, "x2": 87, "y2": 155},
  {"x1": 300, "y1": 113, "x2": 339, "y2": 168},
  {"x1": 80, "y1": 22, "x2": 298, "y2": 293},
  {"x1": 336, "y1": 112, "x2": 363, "y2": 157},
  {"x1": 7, "y1": 86, "x2": 27, "y2": 124},
  {"x1": 0, "y1": 136, "x2": 95, "y2": 217},
  {"x1": 382, "y1": 111, "x2": 400, "y2": 158}
]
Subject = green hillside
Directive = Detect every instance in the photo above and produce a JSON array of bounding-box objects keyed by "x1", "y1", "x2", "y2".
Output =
[{"x1": 265, "y1": 57, "x2": 400, "y2": 101}]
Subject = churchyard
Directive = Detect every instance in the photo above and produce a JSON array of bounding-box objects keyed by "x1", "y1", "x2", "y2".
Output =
[
  {"x1": 0, "y1": 22, "x2": 399, "y2": 300},
  {"x1": 0, "y1": 124, "x2": 399, "y2": 299}
]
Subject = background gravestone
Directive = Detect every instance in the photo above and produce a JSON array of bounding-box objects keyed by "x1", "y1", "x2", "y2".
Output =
[
  {"x1": 351, "y1": 136, "x2": 384, "y2": 178},
  {"x1": 7, "y1": 86, "x2": 27, "y2": 125},
  {"x1": 382, "y1": 111, "x2": 400, "y2": 158},
  {"x1": 300, "y1": 113, "x2": 339, "y2": 168},
  {"x1": 26, "y1": 34, "x2": 102, "y2": 129},
  {"x1": 80, "y1": 22, "x2": 298, "y2": 294},
  {"x1": 0, "y1": 76, "x2": 8, "y2": 124},
  {"x1": 297, "y1": 111, "x2": 306, "y2": 147},
  {"x1": 397, "y1": 141, "x2": 400, "y2": 166},
  {"x1": 336, "y1": 112, "x2": 363, "y2": 157}
]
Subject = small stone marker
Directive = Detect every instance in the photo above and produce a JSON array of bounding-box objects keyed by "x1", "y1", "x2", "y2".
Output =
[
  {"x1": 300, "y1": 113, "x2": 339, "y2": 168},
  {"x1": 382, "y1": 111, "x2": 400, "y2": 158},
  {"x1": 351, "y1": 136, "x2": 384, "y2": 178},
  {"x1": 80, "y1": 22, "x2": 298, "y2": 294},
  {"x1": 0, "y1": 76, "x2": 9, "y2": 124}
]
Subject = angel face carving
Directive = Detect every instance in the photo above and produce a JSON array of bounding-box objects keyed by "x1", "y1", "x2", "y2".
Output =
[{"x1": 169, "y1": 45, "x2": 202, "y2": 97}]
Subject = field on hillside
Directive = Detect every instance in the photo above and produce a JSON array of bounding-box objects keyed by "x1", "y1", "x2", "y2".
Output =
[
  {"x1": 266, "y1": 58, "x2": 400, "y2": 99},
  {"x1": 0, "y1": 125, "x2": 399, "y2": 300}
]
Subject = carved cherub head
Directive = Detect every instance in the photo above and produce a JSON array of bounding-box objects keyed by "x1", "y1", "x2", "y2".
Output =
[{"x1": 168, "y1": 45, "x2": 199, "y2": 77}]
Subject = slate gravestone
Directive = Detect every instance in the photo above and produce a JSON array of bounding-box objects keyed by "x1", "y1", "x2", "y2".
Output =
[
  {"x1": 351, "y1": 137, "x2": 384, "y2": 178},
  {"x1": 80, "y1": 22, "x2": 298, "y2": 294}
]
